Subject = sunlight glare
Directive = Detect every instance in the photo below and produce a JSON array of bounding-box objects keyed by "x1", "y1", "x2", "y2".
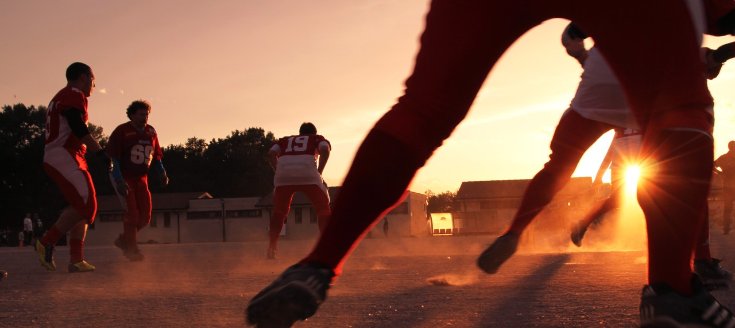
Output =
[{"x1": 624, "y1": 165, "x2": 641, "y2": 195}]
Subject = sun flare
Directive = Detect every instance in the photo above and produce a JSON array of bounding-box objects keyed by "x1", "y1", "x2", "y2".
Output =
[{"x1": 624, "y1": 165, "x2": 641, "y2": 194}]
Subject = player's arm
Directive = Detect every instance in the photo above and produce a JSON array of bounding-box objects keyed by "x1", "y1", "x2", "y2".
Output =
[
  {"x1": 151, "y1": 135, "x2": 169, "y2": 187},
  {"x1": 561, "y1": 22, "x2": 588, "y2": 66},
  {"x1": 267, "y1": 145, "x2": 280, "y2": 171},
  {"x1": 104, "y1": 128, "x2": 129, "y2": 196},
  {"x1": 62, "y1": 107, "x2": 103, "y2": 153},
  {"x1": 317, "y1": 141, "x2": 330, "y2": 175},
  {"x1": 705, "y1": 41, "x2": 735, "y2": 79}
]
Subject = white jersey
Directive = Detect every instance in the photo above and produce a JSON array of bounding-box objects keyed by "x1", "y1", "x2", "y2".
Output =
[{"x1": 569, "y1": 48, "x2": 639, "y2": 130}]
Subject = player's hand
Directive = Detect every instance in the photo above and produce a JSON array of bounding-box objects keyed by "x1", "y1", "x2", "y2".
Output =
[
  {"x1": 95, "y1": 149, "x2": 112, "y2": 171},
  {"x1": 704, "y1": 48, "x2": 723, "y2": 80},
  {"x1": 159, "y1": 173, "x2": 169, "y2": 188},
  {"x1": 115, "y1": 179, "x2": 129, "y2": 197}
]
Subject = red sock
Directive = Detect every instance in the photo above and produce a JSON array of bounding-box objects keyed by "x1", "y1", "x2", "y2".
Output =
[
  {"x1": 69, "y1": 238, "x2": 84, "y2": 263},
  {"x1": 301, "y1": 131, "x2": 426, "y2": 274},
  {"x1": 40, "y1": 226, "x2": 62, "y2": 246}
]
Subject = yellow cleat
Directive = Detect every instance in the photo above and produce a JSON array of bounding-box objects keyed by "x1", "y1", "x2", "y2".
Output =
[
  {"x1": 35, "y1": 240, "x2": 56, "y2": 271},
  {"x1": 68, "y1": 260, "x2": 96, "y2": 273}
]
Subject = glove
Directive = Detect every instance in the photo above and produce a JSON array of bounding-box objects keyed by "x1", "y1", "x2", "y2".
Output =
[
  {"x1": 704, "y1": 47, "x2": 724, "y2": 80},
  {"x1": 159, "y1": 173, "x2": 169, "y2": 188},
  {"x1": 95, "y1": 149, "x2": 112, "y2": 171},
  {"x1": 115, "y1": 179, "x2": 129, "y2": 197}
]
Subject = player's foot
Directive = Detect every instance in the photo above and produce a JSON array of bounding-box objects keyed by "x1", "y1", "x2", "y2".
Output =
[
  {"x1": 0, "y1": 270, "x2": 7, "y2": 281},
  {"x1": 114, "y1": 234, "x2": 127, "y2": 252},
  {"x1": 246, "y1": 262, "x2": 335, "y2": 327},
  {"x1": 35, "y1": 240, "x2": 56, "y2": 271},
  {"x1": 477, "y1": 232, "x2": 520, "y2": 274},
  {"x1": 639, "y1": 278, "x2": 735, "y2": 327},
  {"x1": 694, "y1": 258, "x2": 733, "y2": 291},
  {"x1": 68, "y1": 260, "x2": 96, "y2": 273},
  {"x1": 124, "y1": 248, "x2": 145, "y2": 262},
  {"x1": 570, "y1": 223, "x2": 588, "y2": 247},
  {"x1": 266, "y1": 247, "x2": 277, "y2": 260}
]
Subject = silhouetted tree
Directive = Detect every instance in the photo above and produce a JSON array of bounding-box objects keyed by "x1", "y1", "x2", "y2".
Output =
[{"x1": 426, "y1": 190, "x2": 457, "y2": 213}]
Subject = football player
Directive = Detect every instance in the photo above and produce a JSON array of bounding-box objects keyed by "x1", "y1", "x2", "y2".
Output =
[
  {"x1": 107, "y1": 100, "x2": 168, "y2": 261},
  {"x1": 266, "y1": 122, "x2": 331, "y2": 259},
  {"x1": 37, "y1": 62, "x2": 106, "y2": 273}
]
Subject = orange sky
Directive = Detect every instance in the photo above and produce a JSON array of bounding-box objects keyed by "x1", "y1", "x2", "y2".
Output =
[{"x1": 2, "y1": 1, "x2": 734, "y2": 193}]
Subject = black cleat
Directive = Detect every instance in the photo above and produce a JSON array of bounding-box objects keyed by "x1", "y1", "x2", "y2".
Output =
[
  {"x1": 694, "y1": 258, "x2": 733, "y2": 291},
  {"x1": 640, "y1": 278, "x2": 735, "y2": 327},
  {"x1": 477, "y1": 232, "x2": 520, "y2": 274},
  {"x1": 246, "y1": 263, "x2": 334, "y2": 327}
]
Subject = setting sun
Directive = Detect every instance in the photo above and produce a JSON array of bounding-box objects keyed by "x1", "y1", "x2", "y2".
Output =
[{"x1": 624, "y1": 165, "x2": 642, "y2": 194}]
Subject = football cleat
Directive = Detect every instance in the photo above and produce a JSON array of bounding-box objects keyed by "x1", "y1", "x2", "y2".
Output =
[
  {"x1": 246, "y1": 263, "x2": 334, "y2": 327},
  {"x1": 640, "y1": 278, "x2": 735, "y2": 327},
  {"x1": 694, "y1": 258, "x2": 733, "y2": 291},
  {"x1": 477, "y1": 232, "x2": 520, "y2": 274},
  {"x1": 68, "y1": 260, "x2": 96, "y2": 273},
  {"x1": 35, "y1": 240, "x2": 56, "y2": 271}
]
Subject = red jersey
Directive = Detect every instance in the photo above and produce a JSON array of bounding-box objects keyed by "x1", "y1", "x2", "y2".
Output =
[
  {"x1": 270, "y1": 134, "x2": 330, "y2": 187},
  {"x1": 107, "y1": 122, "x2": 163, "y2": 178},
  {"x1": 44, "y1": 86, "x2": 89, "y2": 155}
]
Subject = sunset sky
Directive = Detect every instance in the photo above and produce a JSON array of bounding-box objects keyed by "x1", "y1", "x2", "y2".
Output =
[{"x1": 2, "y1": 1, "x2": 734, "y2": 193}]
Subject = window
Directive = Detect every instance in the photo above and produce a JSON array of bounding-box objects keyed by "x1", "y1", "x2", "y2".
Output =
[
  {"x1": 226, "y1": 209, "x2": 263, "y2": 218},
  {"x1": 294, "y1": 208, "x2": 303, "y2": 224},
  {"x1": 164, "y1": 212, "x2": 171, "y2": 228},
  {"x1": 150, "y1": 213, "x2": 157, "y2": 228},
  {"x1": 188, "y1": 211, "x2": 222, "y2": 220},
  {"x1": 309, "y1": 208, "x2": 317, "y2": 223}
]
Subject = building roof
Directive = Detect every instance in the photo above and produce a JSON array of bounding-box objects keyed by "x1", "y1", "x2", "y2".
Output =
[
  {"x1": 456, "y1": 177, "x2": 593, "y2": 199},
  {"x1": 97, "y1": 192, "x2": 213, "y2": 212}
]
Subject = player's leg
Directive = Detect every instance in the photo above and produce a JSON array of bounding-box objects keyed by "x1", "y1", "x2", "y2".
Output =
[
  {"x1": 571, "y1": 149, "x2": 626, "y2": 246},
  {"x1": 247, "y1": 1, "x2": 547, "y2": 325},
  {"x1": 268, "y1": 186, "x2": 295, "y2": 259},
  {"x1": 479, "y1": 110, "x2": 613, "y2": 272},
  {"x1": 67, "y1": 220, "x2": 95, "y2": 272},
  {"x1": 508, "y1": 111, "x2": 614, "y2": 235},
  {"x1": 38, "y1": 154, "x2": 96, "y2": 271},
  {"x1": 302, "y1": 184, "x2": 331, "y2": 233},
  {"x1": 573, "y1": 0, "x2": 735, "y2": 325},
  {"x1": 120, "y1": 177, "x2": 143, "y2": 259}
]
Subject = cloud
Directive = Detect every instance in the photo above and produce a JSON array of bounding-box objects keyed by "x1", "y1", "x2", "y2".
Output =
[
  {"x1": 119, "y1": 89, "x2": 125, "y2": 95},
  {"x1": 99, "y1": 88, "x2": 108, "y2": 94}
]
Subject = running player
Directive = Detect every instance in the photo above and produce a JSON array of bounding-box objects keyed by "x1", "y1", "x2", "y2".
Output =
[
  {"x1": 266, "y1": 122, "x2": 331, "y2": 259},
  {"x1": 247, "y1": 1, "x2": 735, "y2": 327},
  {"x1": 107, "y1": 100, "x2": 168, "y2": 261},
  {"x1": 36, "y1": 62, "x2": 106, "y2": 273}
]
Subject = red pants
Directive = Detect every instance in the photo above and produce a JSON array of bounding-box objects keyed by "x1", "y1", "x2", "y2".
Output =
[
  {"x1": 269, "y1": 184, "x2": 331, "y2": 249},
  {"x1": 303, "y1": 0, "x2": 713, "y2": 296},
  {"x1": 43, "y1": 149, "x2": 97, "y2": 223},
  {"x1": 124, "y1": 176, "x2": 152, "y2": 230}
]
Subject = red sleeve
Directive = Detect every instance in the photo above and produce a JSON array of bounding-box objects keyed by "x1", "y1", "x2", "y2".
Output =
[
  {"x1": 152, "y1": 128, "x2": 163, "y2": 161},
  {"x1": 58, "y1": 89, "x2": 88, "y2": 120},
  {"x1": 106, "y1": 125, "x2": 125, "y2": 160}
]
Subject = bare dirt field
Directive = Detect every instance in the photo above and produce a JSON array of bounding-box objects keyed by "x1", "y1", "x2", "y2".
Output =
[{"x1": 1, "y1": 232, "x2": 734, "y2": 327}]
